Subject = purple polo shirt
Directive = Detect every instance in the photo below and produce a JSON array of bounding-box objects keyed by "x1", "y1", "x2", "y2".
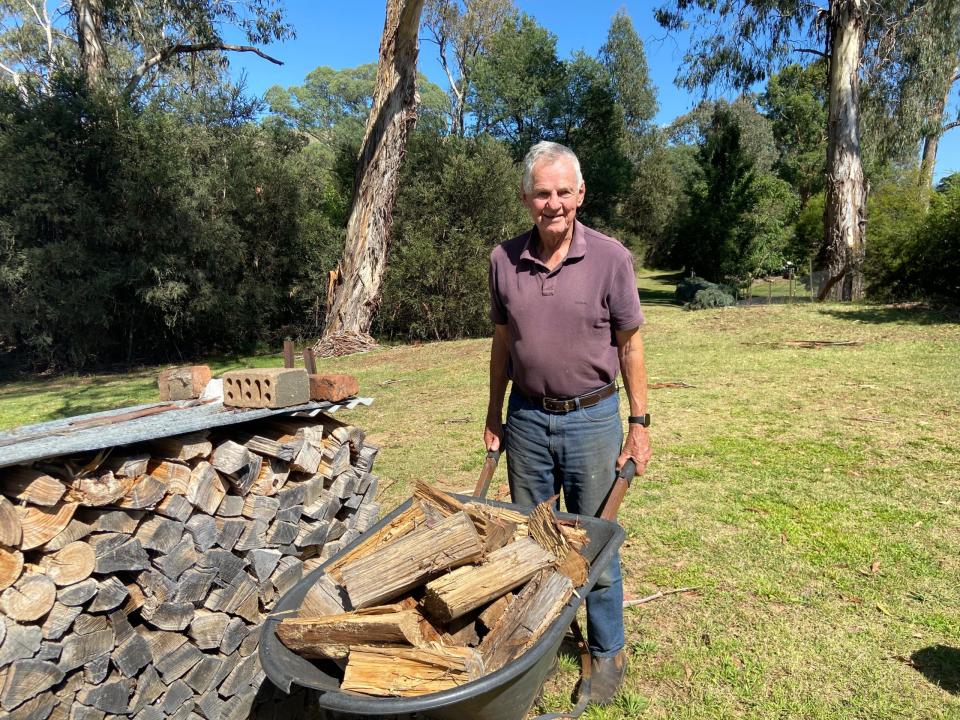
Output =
[{"x1": 489, "y1": 221, "x2": 644, "y2": 399}]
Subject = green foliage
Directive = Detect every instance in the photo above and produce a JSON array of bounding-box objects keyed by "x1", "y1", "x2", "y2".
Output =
[
  {"x1": 675, "y1": 276, "x2": 735, "y2": 305},
  {"x1": 865, "y1": 173, "x2": 960, "y2": 302},
  {"x1": 0, "y1": 81, "x2": 342, "y2": 370},
  {"x1": 687, "y1": 285, "x2": 736, "y2": 310},
  {"x1": 375, "y1": 134, "x2": 528, "y2": 340},
  {"x1": 790, "y1": 191, "x2": 825, "y2": 264}
]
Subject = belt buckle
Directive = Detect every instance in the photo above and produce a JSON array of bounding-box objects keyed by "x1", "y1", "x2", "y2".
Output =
[{"x1": 542, "y1": 396, "x2": 572, "y2": 413}]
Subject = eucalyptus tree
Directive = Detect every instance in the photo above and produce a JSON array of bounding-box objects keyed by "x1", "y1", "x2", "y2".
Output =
[
  {"x1": 422, "y1": 0, "x2": 514, "y2": 136},
  {"x1": 656, "y1": 0, "x2": 951, "y2": 301}
]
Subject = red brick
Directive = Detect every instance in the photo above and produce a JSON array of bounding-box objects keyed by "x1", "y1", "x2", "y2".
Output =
[
  {"x1": 308, "y1": 374, "x2": 360, "y2": 402},
  {"x1": 158, "y1": 365, "x2": 212, "y2": 401}
]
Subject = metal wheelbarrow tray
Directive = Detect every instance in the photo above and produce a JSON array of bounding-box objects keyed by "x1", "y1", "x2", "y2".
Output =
[{"x1": 260, "y1": 493, "x2": 625, "y2": 720}]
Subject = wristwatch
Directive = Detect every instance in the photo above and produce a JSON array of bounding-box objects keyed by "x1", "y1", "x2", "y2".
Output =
[{"x1": 628, "y1": 414, "x2": 651, "y2": 427}]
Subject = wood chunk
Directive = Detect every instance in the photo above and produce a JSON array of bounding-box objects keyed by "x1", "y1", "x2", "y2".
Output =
[
  {"x1": 238, "y1": 628, "x2": 260, "y2": 657},
  {"x1": 40, "y1": 602, "x2": 80, "y2": 641},
  {"x1": 58, "y1": 627, "x2": 113, "y2": 672},
  {"x1": 128, "y1": 664, "x2": 164, "y2": 713},
  {"x1": 39, "y1": 541, "x2": 95, "y2": 586},
  {"x1": 174, "y1": 568, "x2": 215, "y2": 603},
  {"x1": 105, "y1": 453, "x2": 150, "y2": 478},
  {"x1": 111, "y1": 633, "x2": 151, "y2": 677},
  {"x1": 0, "y1": 659, "x2": 63, "y2": 711},
  {"x1": 0, "y1": 496, "x2": 22, "y2": 547},
  {"x1": 158, "y1": 365, "x2": 211, "y2": 401},
  {"x1": 0, "y1": 548, "x2": 24, "y2": 590},
  {"x1": 342, "y1": 646, "x2": 483, "y2": 697},
  {"x1": 184, "y1": 514, "x2": 219, "y2": 552},
  {"x1": 83, "y1": 653, "x2": 110, "y2": 684},
  {"x1": 56, "y1": 577, "x2": 98, "y2": 606},
  {"x1": 186, "y1": 461, "x2": 226, "y2": 515},
  {"x1": 17, "y1": 503, "x2": 77, "y2": 550},
  {"x1": 1, "y1": 574, "x2": 56, "y2": 622},
  {"x1": 442, "y1": 613, "x2": 481, "y2": 647},
  {"x1": 341, "y1": 511, "x2": 484, "y2": 608},
  {"x1": 161, "y1": 679, "x2": 194, "y2": 714},
  {"x1": 478, "y1": 570, "x2": 574, "y2": 672},
  {"x1": 231, "y1": 453, "x2": 263, "y2": 496},
  {"x1": 145, "y1": 602, "x2": 194, "y2": 631},
  {"x1": 116, "y1": 476, "x2": 166, "y2": 509},
  {"x1": 218, "y1": 652, "x2": 260, "y2": 697},
  {"x1": 35, "y1": 640, "x2": 61, "y2": 662},
  {"x1": 297, "y1": 574, "x2": 346, "y2": 617},
  {"x1": 108, "y1": 607, "x2": 135, "y2": 643},
  {"x1": 188, "y1": 610, "x2": 230, "y2": 650},
  {"x1": 279, "y1": 604, "x2": 431, "y2": 660},
  {"x1": 154, "y1": 538, "x2": 198, "y2": 580},
  {"x1": 236, "y1": 433, "x2": 298, "y2": 462},
  {"x1": 527, "y1": 499, "x2": 589, "y2": 587},
  {"x1": 216, "y1": 494, "x2": 244, "y2": 517},
  {"x1": 155, "y1": 641, "x2": 203, "y2": 683},
  {"x1": 215, "y1": 518, "x2": 245, "y2": 551},
  {"x1": 72, "y1": 613, "x2": 109, "y2": 635},
  {"x1": 290, "y1": 441, "x2": 322, "y2": 474},
  {"x1": 154, "y1": 493, "x2": 193, "y2": 522},
  {"x1": 220, "y1": 618, "x2": 249, "y2": 655},
  {"x1": 7, "y1": 692, "x2": 57, "y2": 720},
  {"x1": 88, "y1": 576, "x2": 129, "y2": 612},
  {"x1": 267, "y1": 520, "x2": 298, "y2": 545},
  {"x1": 275, "y1": 482, "x2": 306, "y2": 511},
  {"x1": 478, "y1": 593, "x2": 512, "y2": 630},
  {"x1": 135, "y1": 515, "x2": 184, "y2": 553},
  {"x1": 0, "y1": 623, "x2": 42, "y2": 667},
  {"x1": 66, "y1": 470, "x2": 132, "y2": 507},
  {"x1": 423, "y1": 538, "x2": 556, "y2": 622},
  {"x1": 242, "y1": 495, "x2": 280, "y2": 521},
  {"x1": 250, "y1": 456, "x2": 291, "y2": 496},
  {"x1": 78, "y1": 508, "x2": 142, "y2": 534},
  {"x1": 76, "y1": 675, "x2": 132, "y2": 714},
  {"x1": 1, "y1": 467, "x2": 66, "y2": 507},
  {"x1": 136, "y1": 569, "x2": 177, "y2": 606},
  {"x1": 248, "y1": 549, "x2": 281, "y2": 583},
  {"x1": 270, "y1": 556, "x2": 302, "y2": 595},
  {"x1": 211, "y1": 440, "x2": 252, "y2": 477},
  {"x1": 94, "y1": 539, "x2": 149, "y2": 574},
  {"x1": 149, "y1": 432, "x2": 212, "y2": 463},
  {"x1": 40, "y1": 518, "x2": 93, "y2": 553},
  {"x1": 325, "y1": 502, "x2": 425, "y2": 582},
  {"x1": 233, "y1": 519, "x2": 267, "y2": 552},
  {"x1": 183, "y1": 654, "x2": 224, "y2": 694}
]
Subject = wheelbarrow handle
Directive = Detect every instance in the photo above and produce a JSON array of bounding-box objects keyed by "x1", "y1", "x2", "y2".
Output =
[
  {"x1": 473, "y1": 447, "x2": 502, "y2": 499},
  {"x1": 598, "y1": 459, "x2": 636, "y2": 521}
]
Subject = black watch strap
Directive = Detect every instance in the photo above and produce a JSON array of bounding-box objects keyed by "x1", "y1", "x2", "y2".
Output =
[{"x1": 628, "y1": 414, "x2": 651, "y2": 427}]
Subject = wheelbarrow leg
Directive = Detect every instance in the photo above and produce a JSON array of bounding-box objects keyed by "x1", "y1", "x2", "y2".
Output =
[{"x1": 530, "y1": 620, "x2": 593, "y2": 720}]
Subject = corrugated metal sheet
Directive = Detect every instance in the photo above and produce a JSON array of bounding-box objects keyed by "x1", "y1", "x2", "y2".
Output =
[{"x1": 0, "y1": 397, "x2": 373, "y2": 469}]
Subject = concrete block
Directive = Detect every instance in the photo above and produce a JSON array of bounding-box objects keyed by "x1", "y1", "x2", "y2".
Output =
[
  {"x1": 158, "y1": 366, "x2": 212, "y2": 401},
  {"x1": 308, "y1": 374, "x2": 360, "y2": 402},
  {"x1": 222, "y1": 368, "x2": 309, "y2": 409}
]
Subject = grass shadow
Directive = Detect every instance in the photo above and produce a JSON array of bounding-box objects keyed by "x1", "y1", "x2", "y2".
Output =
[
  {"x1": 639, "y1": 286, "x2": 682, "y2": 307},
  {"x1": 911, "y1": 645, "x2": 960, "y2": 695},
  {"x1": 818, "y1": 304, "x2": 960, "y2": 326}
]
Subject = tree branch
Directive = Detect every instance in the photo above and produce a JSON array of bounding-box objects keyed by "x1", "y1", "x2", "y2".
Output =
[
  {"x1": 125, "y1": 42, "x2": 283, "y2": 95},
  {"x1": 0, "y1": 61, "x2": 29, "y2": 103},
  {"x1": 943, "y1": 118, "x2": 960, "y2": 134},
  {"x1": 795, "y1": 47, "x2": 829, "y2": 59}
]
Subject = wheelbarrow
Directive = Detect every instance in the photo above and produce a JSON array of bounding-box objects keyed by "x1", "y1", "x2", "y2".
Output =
[{"x1": 260, "y1": 455, "x2": 634, "y2": 720}]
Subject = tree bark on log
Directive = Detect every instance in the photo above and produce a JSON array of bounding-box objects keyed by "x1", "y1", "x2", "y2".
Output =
[
  {"x1": 72, "y1": 0, "x2": 108, "y2": 86},
  {"x1": 323, "y1": 0, "x2": 426, "y2": 335},
  {"x1": 818, "y1": 0, "x2": 867, "y2": 301}
]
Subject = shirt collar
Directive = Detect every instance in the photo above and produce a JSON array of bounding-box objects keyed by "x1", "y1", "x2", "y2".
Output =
[{"x1": 519, "y1": 220, "x2": 587, "y2": 267}]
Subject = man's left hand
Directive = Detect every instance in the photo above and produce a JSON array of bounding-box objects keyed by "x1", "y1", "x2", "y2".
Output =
[{"x1": 617, "y1": 424, "x2": 651, "y2": 475}]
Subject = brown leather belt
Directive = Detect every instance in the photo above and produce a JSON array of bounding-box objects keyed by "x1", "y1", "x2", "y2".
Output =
[{"x1": 526, "y1": 382, "x2": 617, "y2": 413}]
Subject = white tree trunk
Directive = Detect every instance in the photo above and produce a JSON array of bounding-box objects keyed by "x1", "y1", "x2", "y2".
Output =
[
  {"x1": 73, "y1": 0, "x2": 108, "y2": 86},
  {"x1": 818, "y1": 0, "x2": 867, "y2": 301},
  {"x1": 323, "y1": 0, "x2": 426, "y2": 335}
]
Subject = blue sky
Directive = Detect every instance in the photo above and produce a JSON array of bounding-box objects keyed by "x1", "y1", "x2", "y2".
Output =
[{"x1": 226, "y1": 0, "x2": 959, "y2": 181}]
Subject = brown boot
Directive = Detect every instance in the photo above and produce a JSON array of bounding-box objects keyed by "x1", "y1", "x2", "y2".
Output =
[{"x1": 590, "y1": 650, "x2": 627, "y2": 705}]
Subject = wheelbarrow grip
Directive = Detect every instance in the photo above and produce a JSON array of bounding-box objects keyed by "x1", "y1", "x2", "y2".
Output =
[
  {"x1": 598, "y1": 459, "x2": 636, "y2": 521},
  {"x1": 473, "y1": 448, "x2": 502, "y2": 499}
]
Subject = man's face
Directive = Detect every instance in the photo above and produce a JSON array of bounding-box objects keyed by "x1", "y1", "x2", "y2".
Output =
[{"x1": 521, "y1": 158, "x2": 585, "y2": 241}]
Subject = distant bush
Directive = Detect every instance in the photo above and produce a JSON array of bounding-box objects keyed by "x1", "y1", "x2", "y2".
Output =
[
  {"x1": 686, "y1": 285, "x2": 736, "y2": 310},
  {"x1": 675, "y1": 276, "x2": 735, "y2": 305}
]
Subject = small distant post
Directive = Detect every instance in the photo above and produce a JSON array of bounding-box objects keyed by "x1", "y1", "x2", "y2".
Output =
[{"x1": 283, "y1": 339, "x2": 295, "y2": 369}]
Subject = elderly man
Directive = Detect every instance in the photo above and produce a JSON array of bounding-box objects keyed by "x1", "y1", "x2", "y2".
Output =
[{"x1": 484, "y1": 141, "x2": 651, "y2": 704}]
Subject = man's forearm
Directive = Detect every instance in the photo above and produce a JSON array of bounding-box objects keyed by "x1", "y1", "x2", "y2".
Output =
[
  {"x1": 617, "y1": 328, "x2": 648, "y2": 416},
  {"x1": 487, "y1": 324, "x2": 510, "y2": 422}
]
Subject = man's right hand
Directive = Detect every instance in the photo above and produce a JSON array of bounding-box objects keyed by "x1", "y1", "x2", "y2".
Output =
[{"x1": 483, "y1": 417, "x2": 504, "y2": 452}]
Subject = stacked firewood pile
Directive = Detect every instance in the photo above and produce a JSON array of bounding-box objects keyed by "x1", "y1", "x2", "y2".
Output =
[
  {"x1": 276, "y1": 482, "x2": 589, "y2": 698},
  {"x1": 0, "y1": 412, "x2": 380, "y2": 719}
]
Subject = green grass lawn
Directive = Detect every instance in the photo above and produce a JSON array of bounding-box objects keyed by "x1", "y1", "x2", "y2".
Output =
[{"x1": 2, "y1": 270, "x2": 959, "y2": 718}]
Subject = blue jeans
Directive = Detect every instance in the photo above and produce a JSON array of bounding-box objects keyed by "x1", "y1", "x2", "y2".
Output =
[{"x1": 505, "y1": 388, "x2": 625, "y2": 657}]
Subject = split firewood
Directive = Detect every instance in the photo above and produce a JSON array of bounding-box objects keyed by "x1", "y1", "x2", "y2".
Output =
[
  {"x1": 38, "y1": 541, "x2": 95, "y2": 586},
  {"x1": 116, "y1": 476, "x2": 166, "y2": 509},
  {"x1": 414, "y1": 481, "x2": 514, "y2": 551},
  {"x1": 0, "y1": 496, "x2": 21, "y2": 547},
  {"x1": 0, "y1": 466, "x2": 66, "y2": 506},
  {"x1": 155, "y1": 493, "x2": 193, "y2": 522},
  {"x1": 0, "y1": 548, "x2": 24, "y2": 590},
  {"x1": 297, "y1": 574, "x2": 347, "y2": 616},
  {"x1": 478, "y1": 593, "x2": 512, "y2": 631},
  {"x1": 527, "y1": 498, "x2": 589, "y2": 587},
  {"x1": 249, "y1": 457, "x2": 290, "y2": 496},
  {"x1": 211, "y1": 440, "x2": 252, "y2": 477},
  {"x1": 16, "y1": 502, "x2": 78, "y2": 551},
  {"x1": 442, "y1": 613, "x2": 481, "y2": 647},
  {"x1": 188, "y1": 610, "x2": 231, "y2": 650},
  {"x1": 148, "y1": 432, "x2": 212, "y2": 462},
  {"x1": 105, "y1": 453, "x2": 150, "y2": 478},
  {"x1": 341, "y1": 645, "x2": 484, "y2": 697},
  {"x1": 340, "y1": 511, "x2": 484, "y2": 608},
  {"x1": 325, "y1": 502, "x2": 425, "y2": 581},
  {"x1": 57, "y1": 577, "x2": 98, "y2": 606},
  {"x1": 39, "y1": 518, "x2": 92, "y2": 553},
  {"x1": 278, "y1": 604, "x2": 438, "y2": 660},
  {"x1": 134, "y1": 515, "x2": 184, "y2": 553},
  {"x1": 77, "y1": 508, "x2": 142, "y2": 534},
  {"x1": 478, "y1": 570, "x2": 573, "y2": 672},
  {"x1": 422, "y1": 538, "x2": 556, "y2": 622},
  {"x1": 147, "y1": 460, "x2": 192, "y2": 494},
  {"x1": 235, "y1": 433, "x2": 299, "y2": 462},
  {"x1": 0, "y1": 659, "x2": 64, "y2": 711},
  {"x1": 66, "y1": 469, "x2": 133, "y2": 506},
  {"x1": 40, "y1": 601, "x2": 81, "y2": 640},
  {"x1": 1, "y1": 573, "x2": 57, "y2": 622},
  {"x1": 186, "y1": 461, "x2": 226, "y2": 515}
]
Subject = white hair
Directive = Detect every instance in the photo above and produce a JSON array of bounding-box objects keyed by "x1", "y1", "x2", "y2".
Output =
[{"x1": 521, "y1": 141, "x2": 583, "y2": 195}]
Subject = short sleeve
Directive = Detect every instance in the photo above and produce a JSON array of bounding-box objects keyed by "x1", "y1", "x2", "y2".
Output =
[
  {"x1": 488, "y1": 251, "x2": 507, "y2": 325},
  {"x1": 608, "y1": 249, "x2": 644, "y2": 330}
]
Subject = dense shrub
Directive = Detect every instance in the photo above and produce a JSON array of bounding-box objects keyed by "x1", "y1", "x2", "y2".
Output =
[{"x1": 687, "y1": 286, "x2": 736, "y2": 310}]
